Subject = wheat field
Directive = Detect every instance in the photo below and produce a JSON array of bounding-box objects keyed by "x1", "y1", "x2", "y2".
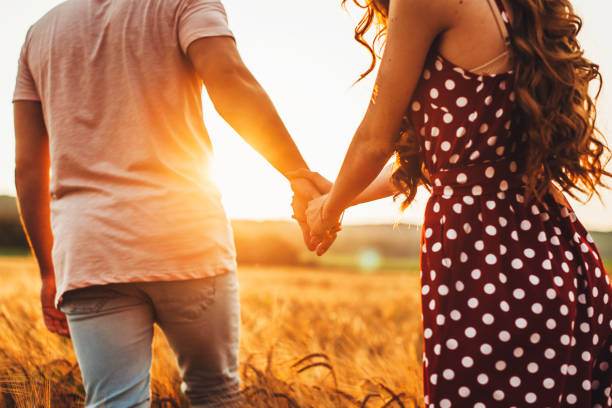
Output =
[{"x1": 0, "y1": 256, "x2": 424, "y2": 408}]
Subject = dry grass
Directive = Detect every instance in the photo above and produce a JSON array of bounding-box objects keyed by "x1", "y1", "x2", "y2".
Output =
[{"x1": 0, "y1": 256, "x2": 424, "y2": 408}]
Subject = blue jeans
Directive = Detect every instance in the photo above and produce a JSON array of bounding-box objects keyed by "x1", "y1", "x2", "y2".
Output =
[{"x1": 60, "y1": 271, "x2": 241, "y2": 408}]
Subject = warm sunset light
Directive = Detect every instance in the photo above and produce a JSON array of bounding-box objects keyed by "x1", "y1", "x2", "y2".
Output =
[
  {"x1": 2, "y1": 0, "x2": 609, "y2": 228},
  {"x1": 1, "y1": 0, "x2": 611, "y2": 407}
]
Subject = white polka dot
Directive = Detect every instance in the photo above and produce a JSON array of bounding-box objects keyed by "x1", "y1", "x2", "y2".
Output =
[
  {"x1": 484, "y1": 95, "x2": 493, "y2": 105},
  {"x1": 441, "y1": 141, "x2": 452, "y2": 151},
  {"x1": 446, "y1": 229, "x2": 457, "y2": 239},
  {"x1": 468, "y1": 111, "x2": 478, "y2": 122},
  {"x1": 443, "y1": 368, "x2": 455, "y2": 380},
  {"x1": 468, "y1": 297, "x2": 479, "y2": 308},
  {"x1": 495, "y1": 360, "x2": 506, "y2": 371},
  {"x1": 440, "y1": 399, "x2": 451, "y2": 408},
  {"x1": 513, "y1": 347, "x2": 524, "y2": 358},
  {"x1": 446, "y1": 339, "x2": 458, "y2": 350},
  {"x1": 493, "y1": 390, "x2": 505, "y2": 401},
  {"x1": 463, "y1": 196, "x2": 474, "y2": 205},
  {"x1": 484, "y1": 283, "x2": 496, "y2": 294},
  {"x1": 430, "y1": 88, "x2": 439, "y2": 99},
  {"x1": 499, "y1": 331, "x2": 511, "y2": 342},
  {"x1": 543, "y1": 378, "x2": 555, "y2": 389},
  {"x1": 513, "y1": 288, "x2": 525, "y2": 299},
  {"x1": 443, "y1": 113, "x2": 454, "y2": 124},
  {"x1": 529, "y1": 275, "x2": 540, "y2": 285},
  {"x1": 438, "y1": 285, "x2": 449, "y2": 295},
  {"x1": 527, "y1": 362, "x2": 539, "y2": 373},
  {"x1": 424, "y1": 328, "x2": 433, "y2": 339},
  {"x1": 435, "y1": 60, "x2": 443, "y2": 71},
  {"x1": 482, "y1": 313, "x2": 494, "y2": 325},
  {"x1": 465, "y1": 327, "x2": 477, "y2": 338},
  {"x1": 509, "y1": 376, "x2": 521, "y2": 387},
  {"x1": 456, "y1": 97, "x2": 468, "y2": 108},
  {"x1": 477, "y1": 373, "x2": 489, "y2": 385},
  {"x1": 530, "y1": 333, "x2": 541, "y2": 344},
  {"x1": 515, "y1": 318, "x2": 527, "y2": 329},
  {"x1": 524, "y1": 248, "x2": 535, "y2": 258},
  {"x1": 520, "y1": 220, "x2": 532, "y2": 230},
  {"x1": 480, "y1": 343, "x2": 493, "y2": 354},
  {"x1": 531, "y1": 303, "x2": 543, "y2": 314},
  {"x1": 511, "y1": 258, "x2": 523, "y2": 269},
  {"x1": 485, "y1": 254, "x2": 497, "y2": 264},
  {"x1": 445, "y1": 79, "x2": 456, "y2": 90},
  {"x1": 462, "y1": 356, "x2": 474, "y2": 368},
  {"x1": 458, "y1": 386, "x2": 470, "y2": 397},
  {"x1": 450, "y1": 310, "x2": 461, "y2": 321},
  {"x1": 525, "y1": 392, "x2": 537, "y2": 403},
  {"x1": 431, "y1": 127, "x2": 440, "y2": 137}
]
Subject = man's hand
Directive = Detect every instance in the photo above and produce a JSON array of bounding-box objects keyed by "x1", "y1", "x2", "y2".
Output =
[
  {"x1": 287, "y1": 170, "x2": 336, "y2": 253},
  {"x1": 40, "y1": 276, "x2": 70, "y2": 338},
  {"x1": 290, "y1": 178, "x2": 324, "y2": 251}
]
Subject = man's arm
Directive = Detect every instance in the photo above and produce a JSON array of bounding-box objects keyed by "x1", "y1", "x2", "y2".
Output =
[
  {"x1": 187, "y1": 36, "x2": 323, "y2": 248},
  {"x1": 187, "y1": 36, "x2": 308, "y2": 177},
  {"x1": 14, "y1": 101, "x2": 69, "y2": 337}
]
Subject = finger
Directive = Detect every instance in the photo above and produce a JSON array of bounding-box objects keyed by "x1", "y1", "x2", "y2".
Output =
[
  {"x1": 298, "y1": 221, "x2": 317, "y2": 251},
  {"x1": 316, "y1": 233, "x2": 337, "y2": 256}
]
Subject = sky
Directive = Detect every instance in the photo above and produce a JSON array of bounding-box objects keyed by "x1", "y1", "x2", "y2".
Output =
[{"x1": 1, "y1": 0, "x2": 611, "y2": 230}]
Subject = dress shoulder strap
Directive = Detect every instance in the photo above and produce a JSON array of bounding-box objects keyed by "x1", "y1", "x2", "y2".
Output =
[{"x1": 487, "y1": 0, "x2": 513, "y2": 45}]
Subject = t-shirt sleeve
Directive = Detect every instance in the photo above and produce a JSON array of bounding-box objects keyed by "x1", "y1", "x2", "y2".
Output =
[
  {"x1": 178, "y1": 0, "x2": 234, "y2": 55},
  {"x1": 13, "y1": 31, "x2": 41, "y2": 102}
]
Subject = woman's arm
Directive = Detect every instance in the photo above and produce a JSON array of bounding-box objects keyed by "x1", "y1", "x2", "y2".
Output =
[
  {"x1": 352, "y1": 164, "x2": 396, "y2": 205},
  {"x1": 288, "y1": 164, "x2": 396, "y2": 207},
  {"x1": 307, "y1": 0, "x2": 455, "y2": 241}
]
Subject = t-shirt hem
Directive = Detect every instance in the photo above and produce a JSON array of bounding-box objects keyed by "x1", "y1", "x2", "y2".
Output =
[
  {"x1": 12, "y1": 94, "x2": 42, "y2": 102},
  {"x1": 54, "y1": 259, "x2": 237, "y2": 308},
  {"x1": 180, "y1": 30, "x2": 234, "y2": 55}
]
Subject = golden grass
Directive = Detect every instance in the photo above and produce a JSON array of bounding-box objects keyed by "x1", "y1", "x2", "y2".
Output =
[{"x1": 0, "y1": 256, "x2": 424, "y2": 407}]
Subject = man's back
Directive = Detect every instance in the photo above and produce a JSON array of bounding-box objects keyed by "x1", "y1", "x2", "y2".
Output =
[{"x1": 14, "y1": 0, "x2": 237, "y2": 304}]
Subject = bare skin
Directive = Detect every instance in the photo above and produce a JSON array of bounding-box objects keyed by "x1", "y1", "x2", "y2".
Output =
[
  {"x1": 14, "y1": 101, "x2": 70, "y2": 338},
  {"x1": 14, "y1": 36, "x2": 327, "y2": 337},
  {"x1": 300, "y1": 0, "x2": 516, "y2": 253},
  {"x1": 186, "y1": 36, "x2": 328, "y2": 249}
]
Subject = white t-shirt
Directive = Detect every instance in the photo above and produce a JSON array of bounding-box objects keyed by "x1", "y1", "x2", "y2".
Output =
[{"x1": 13, "y1": 0, "x2": 237, "y2": 305}]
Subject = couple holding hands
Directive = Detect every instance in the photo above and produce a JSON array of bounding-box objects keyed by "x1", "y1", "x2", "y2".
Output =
[{"x1": 13, "y1": 0, "x2": 612, "y2": 406}]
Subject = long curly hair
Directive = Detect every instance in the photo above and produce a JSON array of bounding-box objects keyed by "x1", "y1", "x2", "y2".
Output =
[{"x1": 343, "y1": 0, "x2": 610, "y2": 207}]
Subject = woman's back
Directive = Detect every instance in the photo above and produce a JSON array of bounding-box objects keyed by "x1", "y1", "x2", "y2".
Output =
[{"x1": 408, "y1": 1, "x2": 612, "y2": 406}]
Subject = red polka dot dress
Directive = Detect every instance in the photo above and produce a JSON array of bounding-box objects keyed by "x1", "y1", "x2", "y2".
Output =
[{"x1": 409, "y1": 1, "x2": 612, "y2": 406}]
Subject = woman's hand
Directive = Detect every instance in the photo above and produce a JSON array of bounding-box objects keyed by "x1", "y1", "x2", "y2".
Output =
[{"x1": 305, "y1": 194, "x2": 342, "y2": 256}]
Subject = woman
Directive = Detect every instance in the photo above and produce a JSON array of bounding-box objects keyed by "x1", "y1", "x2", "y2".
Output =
[{"x1": 292, "y1": 0, "x2": 612, "y2": 405}]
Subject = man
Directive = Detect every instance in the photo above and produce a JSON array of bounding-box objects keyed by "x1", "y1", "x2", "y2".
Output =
[{"x1": 13, "y1": 0, "x2": 327, "y2": 406}]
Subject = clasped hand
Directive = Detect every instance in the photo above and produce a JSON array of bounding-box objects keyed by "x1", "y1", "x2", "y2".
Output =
[{"x1": 288, "y1": 169, "x2": 343, "y2": 256}]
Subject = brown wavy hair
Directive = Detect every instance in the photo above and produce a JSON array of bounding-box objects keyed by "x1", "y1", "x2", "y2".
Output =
[{"x1": 343, "y1": 0, "x2": 610, "y2": 207}]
